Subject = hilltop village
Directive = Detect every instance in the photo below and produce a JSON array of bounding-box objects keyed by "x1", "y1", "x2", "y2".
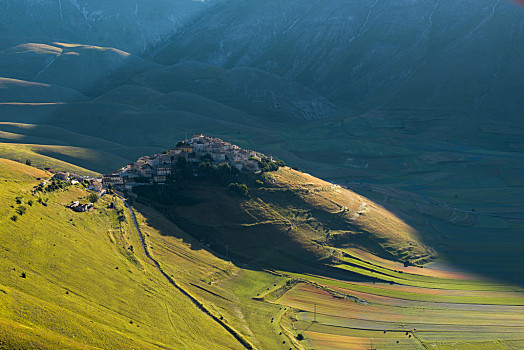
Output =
[{"x1": 102, "y1": 134, "x2": 276, "y2": 191}]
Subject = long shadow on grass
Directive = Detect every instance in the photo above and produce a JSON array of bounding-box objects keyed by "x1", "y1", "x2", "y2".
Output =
[{"x1": 131, "y1": 189, "x2": 383, "y2": 284}]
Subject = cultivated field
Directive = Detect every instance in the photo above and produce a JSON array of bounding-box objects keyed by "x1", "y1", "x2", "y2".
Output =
[{"x1": 274, "y1": 254, "x2": 524, "y2": 350}]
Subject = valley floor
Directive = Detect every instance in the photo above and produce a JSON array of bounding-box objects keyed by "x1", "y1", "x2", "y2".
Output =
[
  {"x1": 131, "y1": 201, "x2": 524, "y2": 350},
  {"x1": 1, "y1": 158, "x2": 523, "y2": 350}
]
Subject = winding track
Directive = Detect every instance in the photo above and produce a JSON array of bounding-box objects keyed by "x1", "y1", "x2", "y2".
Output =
[{"x1": 118, "y1": 196, "x2": 253, "y2": 350}]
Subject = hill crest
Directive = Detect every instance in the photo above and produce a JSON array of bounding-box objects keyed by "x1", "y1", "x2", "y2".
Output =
[{"x1": 117, "y1": 136, "x2": 434, "y2": 267}]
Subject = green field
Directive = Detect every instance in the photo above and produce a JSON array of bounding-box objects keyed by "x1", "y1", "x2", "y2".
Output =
[
  {"x1": 0, "y1": 158, "x2": 246, "y2": 349},
  {"x1": 1, "y1": 154, "x2": 523, "y2": 349},
  {"x1": 0, "y1": 142, "x2": 101, "y2": 176}
]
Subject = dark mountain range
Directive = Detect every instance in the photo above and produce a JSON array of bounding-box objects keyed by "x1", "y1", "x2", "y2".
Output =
[
  {"x1": 0, "y1": 0, "x2": 523, "y2": 282},
  {"x1": 0, "y1": 0, "x2": 213, "y2": 53},
  {"x1": 2, "y1": 0, "x2": 523, "y2": 119},
  {"x1": 153, "y1": 0, "x2": 524, "y2": 119}
]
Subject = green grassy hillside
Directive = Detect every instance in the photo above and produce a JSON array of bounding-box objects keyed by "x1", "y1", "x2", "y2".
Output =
[
  {"x1": 0, "y1": 78, "x2": 86, "y2": 103},
  {"x1": 0, "y1": 158, "x2": 245, "y2": 349},
  {"x1": 0, "y1": 143, "x2": 108, "y2": 176}
]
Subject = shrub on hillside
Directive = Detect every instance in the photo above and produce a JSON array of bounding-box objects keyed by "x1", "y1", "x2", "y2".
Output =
[
  {"x1": 88, "y1": 193, "x2": 99, "y2": 203},
  {"x1": 10, "y1": 215, "x2": 17, "y2": 222},
  {"x1": 228, "y1": 182, "x2": 248, "y2": 196},
  {"x1": 16, "y1": 206, "x2": 27, "y2": 215},
  {"x1": 44, "y1": 179, "x2": 68, "y2": 193}
]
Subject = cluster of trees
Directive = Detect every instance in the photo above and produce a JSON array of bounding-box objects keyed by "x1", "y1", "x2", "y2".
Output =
[
  {"x1": 197, "y1": 162, "x2": 240, "y2": 184},
  {"x1": 172, "y1": 158, "x2": 249, "y2": 186},
  {"x1": 10, "y1": 196, "x2": 32, "y2": 221},
  {"x1": 34, "y1": 179, "x2": 69, "y2": 193},
  {"x1": 135, "y1": 153, "x2": 288, "y2": 205},
  {"x1": 257, "y1": 156, "x2": 285, "y2": 172}
]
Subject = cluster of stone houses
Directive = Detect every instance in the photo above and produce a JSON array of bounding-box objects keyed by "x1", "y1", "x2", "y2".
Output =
[
  {"x1": 32, "y1": 171, "x2": 103, "y2": 212},
  {"x1": 103, "y1": 134, "x2": 268, "y2": 190},
  {"x1": 68, "y1": 201, "x2": 94, "y2": 212},
  {"x1": 34, "y1": 171, "x2": 103, "y2": 193},
  {"x1": 53, "y1": 171, "x2": 104, "y2": 193}
]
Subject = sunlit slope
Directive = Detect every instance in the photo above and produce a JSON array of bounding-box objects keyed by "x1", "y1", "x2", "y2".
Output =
[
  {"x1": 263, "y1": 168, "x2": 434, "y2": 264},
  {"x1": 128, "y1": 203, "x2": 297, "y2": 350},
  {"x1": 160, "y1": 167, "x2": 433, "y2": 270},
  {"x1": 0, "y1": 143, "x2": 120, "y2": 176},
  {"x1": 0, "y1": 158, "x2": 243, "y2": 350}
]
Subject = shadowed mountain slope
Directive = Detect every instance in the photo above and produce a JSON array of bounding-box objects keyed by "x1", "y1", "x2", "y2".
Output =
[
  {"x1": 0, "y1": 78, "x2": 86, "y2": 103},
  {"x1": 133, "y1": 61, "x2": 337, "y2": 120},
  {"x1": 152, "y1": 0, "x2": 524, "y2": 124},
  {"x1": 0, "y1": 0, "x2": 211, "y2": 53},
  {"x1": 136, "y1": 167, "x2": 434, "y2": 272}
]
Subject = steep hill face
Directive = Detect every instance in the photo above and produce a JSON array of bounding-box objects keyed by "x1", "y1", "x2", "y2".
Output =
[
  {"x1": 136, "y1": 167, "x2": 434, "y2": 271},
  {"x1": 133, "y1": 62, "x2": 337, "y2": 120}
]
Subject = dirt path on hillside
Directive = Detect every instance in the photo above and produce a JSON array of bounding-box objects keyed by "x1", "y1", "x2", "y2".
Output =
[{"x1": 118, "y1": 197, "x2": 254, "y2": 350}]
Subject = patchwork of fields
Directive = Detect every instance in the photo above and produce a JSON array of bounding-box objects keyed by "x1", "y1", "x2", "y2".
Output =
[{"x1": 273, "y1": 250, "x2": 524, "y2": 350}]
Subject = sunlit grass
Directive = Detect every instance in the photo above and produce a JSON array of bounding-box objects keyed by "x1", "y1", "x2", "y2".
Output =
[{"x1": 0, "y1": 158, "x2": 243, "y2": 349}]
